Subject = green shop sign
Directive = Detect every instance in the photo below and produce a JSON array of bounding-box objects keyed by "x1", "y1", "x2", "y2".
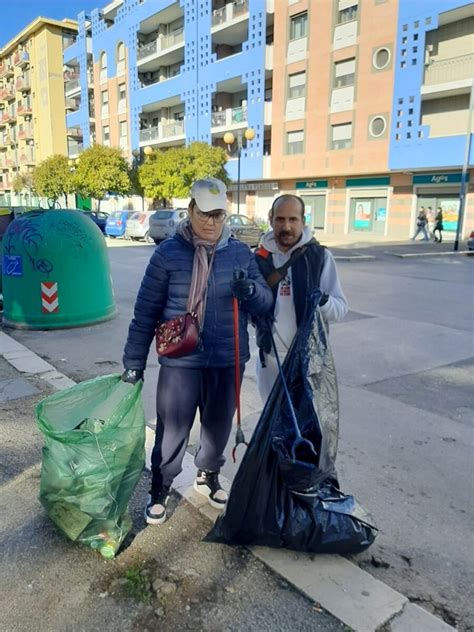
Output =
[
  {"x1": 346, "y1": 177, "x2": 390, "y2": 187},
  {"x1": 412, "y1": 173, "x2": 468, "y2": 185},
  {"x1": 296, "y1": 180, "x2": 329, "y2": 190}
]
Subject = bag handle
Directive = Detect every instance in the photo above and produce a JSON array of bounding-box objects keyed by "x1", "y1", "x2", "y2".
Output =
[{"x1": 265, "y1": 238, "x2": 317, "y2": 288}]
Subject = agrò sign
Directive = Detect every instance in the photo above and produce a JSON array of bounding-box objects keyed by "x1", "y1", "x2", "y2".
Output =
[
  {"x1": 412, "y1": 173, "x2": 469, "y2": 185},
  {"x1": 296, "y1": 180, "x2": 329, "y2": 189}
]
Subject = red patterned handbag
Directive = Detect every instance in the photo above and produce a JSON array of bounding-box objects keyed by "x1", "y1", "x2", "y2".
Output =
[{"x1": 155, "y1": 312, "x2": 200, "y2": 359}]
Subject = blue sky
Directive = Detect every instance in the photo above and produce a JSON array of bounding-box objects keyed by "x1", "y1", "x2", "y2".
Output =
[{"x1": 0, "y1": 0, "x2": 100, "y2": 49}]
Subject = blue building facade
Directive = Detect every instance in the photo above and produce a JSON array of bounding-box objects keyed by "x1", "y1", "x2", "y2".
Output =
[
  {"x1": 389, "y1": 0, "x2": 474, "y2": 171},
  {"x1": 64, "y1": 0, "x2": 273, "y2": 181}
]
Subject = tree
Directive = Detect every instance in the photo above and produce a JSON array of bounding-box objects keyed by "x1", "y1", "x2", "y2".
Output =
[
  {"x1": 32, "y1": 154, "x2": 73, "y2": 205},
  {"x1": 138, "y1": 142, "x2": 228, "y2": 205},
  {"x1": 73, "y1": 144, "x2": 131, "y2": 210}
]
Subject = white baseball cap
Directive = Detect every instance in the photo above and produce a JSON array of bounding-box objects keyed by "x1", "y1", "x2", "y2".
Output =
[{"x1": 190, "y1": 178, "x2": 228, "y2": 213}]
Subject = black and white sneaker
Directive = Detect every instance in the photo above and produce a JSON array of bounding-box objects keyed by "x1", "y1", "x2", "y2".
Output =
[
  {"x1": 145, "y1": 487, "x2": 170, "y2": 525},
  {"x1": 193, "y1": 470, "x2": 228, "y2": 510}
]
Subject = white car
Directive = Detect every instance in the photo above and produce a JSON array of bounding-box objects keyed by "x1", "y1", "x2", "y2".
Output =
[
  {"x1": 149, "y1": 208, "x2": 188, "y2": 244},
  {"x1": 124, "y1": 211, "x2": 156, "y2": 242}
]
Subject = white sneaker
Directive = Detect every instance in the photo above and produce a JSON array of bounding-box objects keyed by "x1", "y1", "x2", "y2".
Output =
[
  {"x1": 144, "y1": 488, "x2": 170, "y2": 525},
  {"x1": 193, "y1": 470, "x2": 228, "y2": 510}
]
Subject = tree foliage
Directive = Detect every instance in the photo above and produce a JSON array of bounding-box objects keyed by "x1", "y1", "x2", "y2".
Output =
[
  {"x1": 73, "y1": 144, "x2": 131, "y2": 206},
  {"x1": 138, "y1": 142, "x2": 228, "y2": 203},
  {"x1": 32, "y1": 154, "x2": 73, "y2": 201}
]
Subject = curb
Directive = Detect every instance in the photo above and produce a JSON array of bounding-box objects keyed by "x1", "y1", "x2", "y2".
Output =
[
  {"x1": 334, "y1": 254, "x2": 377, "y2": 262},
  {"x1": 384, "y1": 250, "x2": 472, "y2": 259},
  {"x1": 0, "y1": 330, "x2": 457, "y2": 632}
]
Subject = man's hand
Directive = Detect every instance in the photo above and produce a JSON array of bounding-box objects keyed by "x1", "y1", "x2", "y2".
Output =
[
  {"x1": 121, "y1": 369, "x2": 144, "y2": 384},
  {"x1": 231, "y1": 278, "x2": 255, "y2": 301}
]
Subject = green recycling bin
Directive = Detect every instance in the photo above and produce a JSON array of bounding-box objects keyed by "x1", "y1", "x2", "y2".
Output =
[{"x1": 2, "y1": 209, "x2": 117, "y2": 329}]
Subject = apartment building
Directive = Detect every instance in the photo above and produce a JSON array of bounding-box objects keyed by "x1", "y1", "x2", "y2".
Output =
[
  {"x1": 0, "y1": 17, "x2": 78, "y2": 205},
  {"x1": 67, "y1": 0, "x2": 473, "y2": 239}
]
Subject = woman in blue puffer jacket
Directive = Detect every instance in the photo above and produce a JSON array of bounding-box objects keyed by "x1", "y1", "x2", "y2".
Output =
[{"x1": 122, "y1": 178, "x2": 273, "y2": 525}]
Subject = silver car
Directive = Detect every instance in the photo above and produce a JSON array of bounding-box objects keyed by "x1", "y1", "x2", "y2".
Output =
[
  {"x1": 124, "y1": 211, "x2": 155, "y2": 242},
  {"x1": 149, "y1": 208, "x2": 188, "y2": 244}
]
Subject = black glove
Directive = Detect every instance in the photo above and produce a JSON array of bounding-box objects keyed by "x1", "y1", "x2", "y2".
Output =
[
  {"x1": 319, "y1": 293, "x2": 329, "y2": 307},
  {"x1": 121, "y1": 369, "x2": 144, "y2": 384},
  {"x1": 231, "y1": 278, "x2": 255, "y2": 300}
]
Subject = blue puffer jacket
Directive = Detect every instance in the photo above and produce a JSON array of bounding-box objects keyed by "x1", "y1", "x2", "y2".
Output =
[{"x1": 123, "y1": 232, "x2": 273, "y2": 370}]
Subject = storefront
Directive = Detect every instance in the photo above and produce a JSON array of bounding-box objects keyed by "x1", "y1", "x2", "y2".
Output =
[
  {"x1": 295, "y1": 180, "x2": 328, "y2": 230},
  {"x1": 413, "y1": 172, "x2": 468, "y2": 235},
  {"x1": 345, "y1": 177, "x2": 390, "y2": 235},
  {"x1": 227, "y1": 181, "x2": 279, "y2": 219}
]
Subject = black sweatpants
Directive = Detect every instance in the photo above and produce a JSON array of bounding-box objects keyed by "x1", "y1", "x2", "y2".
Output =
[{"x1": 151, "y1": 365, "x2": 243, "y2": 497}]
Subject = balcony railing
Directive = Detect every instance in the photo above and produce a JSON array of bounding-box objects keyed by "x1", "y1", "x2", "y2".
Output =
[
  {"x1": 0, "y1": 64, "x2": 14, "y2": 78},
  {"x1": 14, "y1": 51, "x2": 30, "y2": 67},
  {"x1": 139, "y1": 121, "x2": 185, "y2": 143},
  {"x1": 67, "y1": 128, "x2": 83, "y2": 138},
  {"x1": 68, "y1": 142, "x2": 83, "y2": 157},
  {"x1": 17, "y1": 102, "x2": 33, "y2": 116},
  {"x1": 65, "y1": 78, "x2": 80, "y2": 94},
  {"x1": 211, "y1": 105, "x2": 248, "y2": 128},
  {"x1": 212, "y1": 0, "x2": 249, "y2": 27},
  {"x1": 18, "y1": 125, "x2": 34, "y2": 140},
  {"x1": 16, "y1": 75, "x2": 31, "y2": 91},
  {"x1": 424, "y1": 53, "x2": 474, "y2": 86},
  {"x1": 20, "y1": 150, "x2": 35, "y2": 165},
  {"x1": 137, "y1": 27, "x2": 185, "y2": 61},
  {"x1": 0, "y1": 86, "x2": 15, "y2": 101},
  {"x1": 65, "y1": 98, "x2": 79, "y2": 111}
]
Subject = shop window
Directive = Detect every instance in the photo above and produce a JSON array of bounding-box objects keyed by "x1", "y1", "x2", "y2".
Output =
[{"x1": 350, "y1": 197, "x2": 387, "y2": 233}]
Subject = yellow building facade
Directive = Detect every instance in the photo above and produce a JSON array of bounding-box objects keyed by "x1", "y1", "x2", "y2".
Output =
[{"x1": 0, "y1": 17, "x2": 78, "y2": 205}]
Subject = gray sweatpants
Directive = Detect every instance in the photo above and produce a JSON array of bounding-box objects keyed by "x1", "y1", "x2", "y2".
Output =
[{"x1": 151, "y1": 365, "x2": 243, "y2": 497}]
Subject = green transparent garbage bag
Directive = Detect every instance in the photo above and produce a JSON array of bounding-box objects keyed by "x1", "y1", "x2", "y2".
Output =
[{"x1": 36, "y1": 374, "x2": 146, "y2": 558}]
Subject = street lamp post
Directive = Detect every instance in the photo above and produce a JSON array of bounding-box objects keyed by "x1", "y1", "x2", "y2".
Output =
[
  {"x1": 224, "y1": 127, "x2": 255, "y2": 215},
  {"x1": 132, "y1": 146, "x2": 153, "y2": 211},
  {"x1": 68, "y1": 157, "x2": 80, "y2": 209}
]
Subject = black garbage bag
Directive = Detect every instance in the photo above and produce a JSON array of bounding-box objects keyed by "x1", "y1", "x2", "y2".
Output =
[{"x1": 208, "y1": 292, "x2": 377, "y2": 553}]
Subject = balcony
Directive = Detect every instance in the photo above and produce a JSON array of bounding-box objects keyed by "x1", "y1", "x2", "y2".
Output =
[
  {"x1": 68, "y1": 142, "x2": 83, "y2": 158},
  {"x1": 211, "y1": 0, "x2": 249, "y2": 28},
  {"x1": 13, "y1": 50, "x2": 30, "y2": 68},
  {"x1": 0, "y1": 86, "x2": 15, "y2": 101},
  {"x1": 0, "y1": 64, "x2": 14, "y2": 79},
  {"x1": 1, "y1": 111, "x2": 16, "y2": 124},
  {"x1": 67, "y1": 127, "x2": 83, "y2": 138},
  {"x1": 139, "y1": 121, "x2": 185, "y2": 147},
  {"x1": 17, "y1": 102, "x2": 33, "y2": 117},
  {"x1": 137, "y1": 28, "x2": 185, "y2": 70},
  {"x1": 18, "y1": 124, "x2": 34, "y2": 140},
  {"x1": 211, "y1": 105, "x2": 248, "y2": 131},
  {"x1": 65, "y1": 78, "x2": 81, "y2": 97},
  {"x1": 16, "y1": 75, "x2": 31, "y2": 92},
  {"x1": 422, "y1": 53, "x2": 474, "y2": 100},
  {"x1": 19, "y1": 150, "x2": 35, "y2": 166}
]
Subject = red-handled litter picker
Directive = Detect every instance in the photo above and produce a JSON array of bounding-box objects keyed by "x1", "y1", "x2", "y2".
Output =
[{"x1": 232, "y1": 269, "x2": 248, "y2": 463}]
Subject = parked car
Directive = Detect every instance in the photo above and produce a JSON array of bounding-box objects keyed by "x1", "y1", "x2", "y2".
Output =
[
  {"x1": 226, "y1": 214, "x2": 263, "y2": 248},
  {"x1": 81, "y1": 210, "x2": 108, "y2": 234},
  {"x1": 125, "y1": 210, "x2": 156, "y2": 243},
  {"x1": 468, "y1": 230, "x2": 474, "y2": 251},
  {"x1": 149, "y1": 208, "x2": 188, "y2": 244},
  {"x1": 105, "y1": 210, "x2": 135, "y2": 238}
]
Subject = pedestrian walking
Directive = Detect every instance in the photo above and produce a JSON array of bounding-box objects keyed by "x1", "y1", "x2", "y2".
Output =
[
  {"x1": 412, "y1": 207, "x2": 430, "y2": 241},
  {"x1": 427, "y1": 206, "x2": 436, "y2": 239},
  {"x1": 253, "y1": 194, "x2": 348, "y2": 403},
  {"x1": 122, "y1": 178, "x2": 273, "y2": 525},
  {"x1": 433, "y1": 206, "x2": 444, "y2": 243}
]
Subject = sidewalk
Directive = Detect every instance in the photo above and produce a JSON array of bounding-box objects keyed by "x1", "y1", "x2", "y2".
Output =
[{"x1": 0, "y1": 331, "x2": 458, "y2": 632}]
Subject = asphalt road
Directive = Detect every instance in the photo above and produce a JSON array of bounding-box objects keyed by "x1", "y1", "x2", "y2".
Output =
[{"x1": 4, "y1": 242, "x2": 473, "y2": 630}]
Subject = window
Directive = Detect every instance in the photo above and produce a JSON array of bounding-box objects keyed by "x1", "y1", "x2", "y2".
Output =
[
  {"x1": 373, "y1": 47, "x2": 391, "y2": 70},
  {"x1": 117, "y1": 42, "x2": 126, "y2": 76},
  {"x1": 288, "y1": 72, "x2": 306, "y2": 99},
  {"x1": 369, "y1": 116, "x2": 387, "y2": 137},
  {"x1": 103, "y1": 125, "x2": 110, "y2": 145},
  {"x1": 286, "y1": 130, "x2": 304, "y2": 154},
  {"x1": 101, "y1": 90, "x2": 109, "y2": 117},
  {"x1": 290, "y1": 12, "x2": 308, "y2": 40},
  {"x1": 119, "y1": 121, "x2": 127, "y2": 137},
  {"x1": 100, "y1": 52, "x2": 107, "y2": 82},
  {"x1": 338, "y1": 3, "x2": 358, "y2": 24},
  {"x1": 334, "y1": 58, "x2": 355, "y2": 87},
  {"x1": 331, "y1": 122, "x2": 352, "y2": 149},
  {"x1": 118, "y1": 83, "x2": 126, "y2": 112}
]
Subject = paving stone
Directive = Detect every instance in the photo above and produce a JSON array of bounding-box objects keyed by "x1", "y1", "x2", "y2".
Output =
[
  {"x1": 39, "y1": 370, "x2": 75, "y2": 391},
  {"x1": 0, "y1": 333, "x2": 28, "y2": 355},
  {"x1": 0, "y1": 377, "x2": 40, "y2": 402},
  {"x1": 389, "y1": 602, "x2": 456, "y2": 632},
  {"x1": 252, "y1": 547, "x2": 407, "y2": 632}
]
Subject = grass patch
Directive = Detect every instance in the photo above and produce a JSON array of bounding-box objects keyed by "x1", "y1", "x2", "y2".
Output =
[{"x1": 124, "y1": 567, "x2": 152, "y2": 603}]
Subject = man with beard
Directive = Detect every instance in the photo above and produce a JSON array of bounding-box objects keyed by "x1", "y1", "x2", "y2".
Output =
[{"x1": 254, "y1": 194, "x2": 348, "y2": 402}]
